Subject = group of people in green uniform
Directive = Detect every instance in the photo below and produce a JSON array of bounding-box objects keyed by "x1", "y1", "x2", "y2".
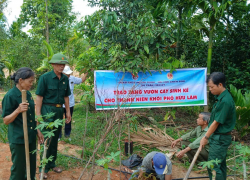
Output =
[
  {"x1": 2, "y1": 53, "x2": 72, "y2": 179},
  {"x1": 2, "y1": 51, "x2": 236, "y2": 180}
]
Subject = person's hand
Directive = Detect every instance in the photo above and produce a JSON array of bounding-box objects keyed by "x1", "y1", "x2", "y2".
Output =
[
  {"x1": 171, "y1": 139, "x2": 180, "y2": 148},
  {"x1": 37, "y1": 129, "x2": 44, "y2": 144},
  {"x1": 18, "y1": 102, "x2": 29, "y2": 113},
  {"x1": 200, "y1": 136, "x2": 208, "y2": 149},
  {"x1": 65, "y1": 111, "x2": 71, "y2": 124},
  {"x1": 176, "y1": 150, "x2": 185, "y2": 159}
]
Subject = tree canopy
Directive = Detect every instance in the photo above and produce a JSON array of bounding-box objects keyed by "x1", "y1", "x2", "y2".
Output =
[{"x1": 0, "y1": 0, "x2": 249, "y2": 91}]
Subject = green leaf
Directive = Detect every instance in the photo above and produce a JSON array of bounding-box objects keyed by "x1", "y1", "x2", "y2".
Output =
[
  {"x1": 144, "y1": 45, "x2": 149, "y2": 54},
  {"x1": 104, "y1": 162, "x2": 108, "y2": 169}
]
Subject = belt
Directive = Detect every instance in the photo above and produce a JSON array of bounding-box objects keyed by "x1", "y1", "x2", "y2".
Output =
[
  {"x1": 43, "y1": 103, "x2": 63, "y2": 108},
  {"x1": 214, "y1": 132, "x2": 231, "y2": 135}
]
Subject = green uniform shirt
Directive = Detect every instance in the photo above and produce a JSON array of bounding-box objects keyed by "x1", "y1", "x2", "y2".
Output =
[
  {"x1": 209, "y1": 89, "x2": 236, "y2": 134},
  {"x1": 2, "y1": 86, "x2": 36, "y2": 144},
  {"x1": 36, "y1": 70, "x2": 71, "y2": 104},
  {"x1": 181, "y1": 126, "x2": 209, "y2": 151}
]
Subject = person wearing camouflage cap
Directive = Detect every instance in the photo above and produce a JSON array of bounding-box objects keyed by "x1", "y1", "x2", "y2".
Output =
[{"x1": 36, "y1": 53, "x2": 71, "y2": 179}]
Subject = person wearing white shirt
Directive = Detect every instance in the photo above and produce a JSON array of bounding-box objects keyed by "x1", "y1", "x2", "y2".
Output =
[{"x1": 59, "y1": 66, "x2": 89, "y2": 139}]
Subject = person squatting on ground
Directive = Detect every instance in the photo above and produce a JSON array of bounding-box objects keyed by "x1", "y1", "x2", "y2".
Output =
[
  {"x1": 59, "y1": 65, "x2": 89, "y2": 140},
  {"x1": 129, "y1": 151, "x2": 172, "y2": 180},
  {"x1": 200, "y1": 72, "x2": 236, "y2": 180},
  {"x1": 2, "y1": 67, "x2": 44, "y2": 180},
  {"x1": 36, "y1": 53, "x2": 71, "y2": 179},
  {"x1": 171, "y1": 112, "x2": 211, "y2": 164}
]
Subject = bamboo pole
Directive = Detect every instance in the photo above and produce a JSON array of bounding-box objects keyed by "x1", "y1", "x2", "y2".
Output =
[{"x1": 22, "y1": 90, "x2": 31, "y2": 180}]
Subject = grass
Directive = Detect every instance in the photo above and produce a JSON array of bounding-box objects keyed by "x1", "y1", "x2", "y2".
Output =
[{"x1": 56, "y1": 153, "x2": 82, "y2": 170}]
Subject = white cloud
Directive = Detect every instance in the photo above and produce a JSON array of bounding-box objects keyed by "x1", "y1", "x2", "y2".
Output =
[
  {"x1": 3, "y1": 0, "x2": 23, "y2": 28},
  {"x1": 72, "y1": 0, "x2": 99, "y2": 21}
]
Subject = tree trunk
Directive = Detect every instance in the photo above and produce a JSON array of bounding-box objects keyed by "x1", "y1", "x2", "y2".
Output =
[
  {"x1": 243, "y1": 159, "x2": 247, "y2": 180},
  {"x1": 40, "y1": 139, "x2": 49, "y2": 180},
  {"x1": 45, "y1": 0, "x2": 49, "y2": 58},
  {"x1": 81, "y1": 104, "x2": 88, "y2": 163},
  {"x1": 176, "y1": 6, "x2": 182, "y2": 59},
  {"x1": 204, "y1": 28, "x2": 214, "y2": 112},
  {"x1": 128, "y1": 123, "x2": 130, "y2": 156}
]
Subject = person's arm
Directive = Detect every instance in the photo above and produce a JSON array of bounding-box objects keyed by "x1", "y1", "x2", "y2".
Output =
[
  {"x1": 165, "y1": 174, "x2": 171, "y2": 180},
  {"x1": 81, "y1": 72, "x2": 88, "y2": 83},
  {"x1": 36, "y1": 95, "x2": 43, "y2": 116},
  {"x1": 176, "y1": 146, "x2": 192, "y2": 159},
  {"x1": 171, "y1": 137, "x2": 183, "y2": 148},
  {"x1": 3, "y1": 102, "x2": 29, "y2": 125},
  {"x1": 172, "y1": 127, "x2": 198, "y2": 148},
  {"x1": 200, "y1": 121, "x2": 220, "y2": 149},
  {"x1": 64, "y1": 96, "x2": 71, "y2": 124}
]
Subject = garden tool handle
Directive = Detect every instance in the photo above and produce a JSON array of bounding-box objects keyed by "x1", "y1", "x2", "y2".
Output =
[
  {"x1": 22, "y1": 90, "x2": 31, "y2": 180},
  {"x1": 183, "y1": 149, "x2": 201, "y2": 180}
]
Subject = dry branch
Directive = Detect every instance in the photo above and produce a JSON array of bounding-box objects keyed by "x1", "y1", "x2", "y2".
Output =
[{"x1": 129, "y1": 125, "x2": 180, "y2": 151}]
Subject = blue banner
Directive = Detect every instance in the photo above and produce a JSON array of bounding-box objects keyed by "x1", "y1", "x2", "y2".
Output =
[{"x1": 94, "y1": 68, "x2": 207, "y2": 110}]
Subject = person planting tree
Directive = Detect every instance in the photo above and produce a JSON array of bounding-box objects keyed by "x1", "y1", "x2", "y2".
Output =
[
  {"x1": 129, "y1": 151, "x2": 172, "y2": 180},
  {"x1": 36, "y1": 53, "x2": 71, "y2": 179},
  {"x1": 2, "y1": 67, "x2": 44, "y2": 180}
]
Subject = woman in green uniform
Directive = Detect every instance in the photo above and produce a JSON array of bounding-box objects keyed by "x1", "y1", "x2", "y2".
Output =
[{"x1": 2, "y1": 67, "x2": 44, "y2": 180}]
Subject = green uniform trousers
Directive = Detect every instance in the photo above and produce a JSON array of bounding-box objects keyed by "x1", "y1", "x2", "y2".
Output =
[
  {"x1": 208, "y1": 134, "x2": 231, "y2": 180},
  {"x1": 9, "y1": 142, "x2": 36, "y2": 180},
  {"x1": 181, "y1": 141, "x2": 208, "y2": 164},
  {"x1": 40, "y1": 105, "x2": 63, "y2": 173}
]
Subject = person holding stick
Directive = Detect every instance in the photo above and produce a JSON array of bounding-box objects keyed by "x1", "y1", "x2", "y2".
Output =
[
  {"x1": 200, "y1": 72, "x2": 236, "y2": 180},
  {"x1": 36, "y1": 53, "x2": 71, "y2": 179},
  {"x1": 2, "y1": 67, "x2": 44, "y2": 180}
]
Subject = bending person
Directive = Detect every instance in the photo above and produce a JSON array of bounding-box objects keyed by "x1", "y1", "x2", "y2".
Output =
[{"x1": 130, "y1": 151, "x2": 172, "y2": 180}]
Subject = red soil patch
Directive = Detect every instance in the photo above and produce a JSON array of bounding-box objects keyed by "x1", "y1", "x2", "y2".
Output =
[{"x1": 0, "y1": 142, "x2": 207, "y2": 180}]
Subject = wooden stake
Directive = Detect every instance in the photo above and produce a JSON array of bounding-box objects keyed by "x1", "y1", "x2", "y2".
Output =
[
  {"x1": 183, "y1": 149, "x2": 201, "y2": 180},
  {"x1": 22, "y1": 90, "x2": 31, "y2": 180}
]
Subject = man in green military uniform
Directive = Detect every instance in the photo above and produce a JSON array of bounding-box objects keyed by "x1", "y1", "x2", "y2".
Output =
[
  {"x1": 36, "y1": 53, "x2": 71, "y2": 179},
  {"x1": 171, "y1": 112, "x2": 211, "y2": 164},
  {"x1": 200, "y1": 72, "x2": 236, "y2": 180}
]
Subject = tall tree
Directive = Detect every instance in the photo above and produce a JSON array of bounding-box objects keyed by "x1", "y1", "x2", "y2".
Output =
[
  {"x1": 190, "y1": 0, "x2": 245, "y2": 75},
  {"x1": 19, "y1": 0, "x2": 76, "y2": 52},
  {"x1": 81, "y1": 0, "x2": 184, "y2": 74}
]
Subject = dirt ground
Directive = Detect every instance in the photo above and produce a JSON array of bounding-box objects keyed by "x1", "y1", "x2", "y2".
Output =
[{"x1": 0, "y1": 142, "x2": 208, "y2": 180}]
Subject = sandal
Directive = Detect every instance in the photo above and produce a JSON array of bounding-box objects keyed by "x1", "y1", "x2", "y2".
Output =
[
  {"x1": 53, "y1": 167, "x2": 62, "y2": 173},
  {"x1": 39, "y1": 172, "x2": 48, "y2": 179}
]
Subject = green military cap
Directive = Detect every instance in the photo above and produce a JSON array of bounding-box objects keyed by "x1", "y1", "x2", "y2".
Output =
[{"x1": 49, "y1": 53, "x2": 69, "y2": 64}]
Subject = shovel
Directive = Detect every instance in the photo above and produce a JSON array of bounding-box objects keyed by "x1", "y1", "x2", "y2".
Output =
[
  {"x1": 183, "y1": 148, "x2": 201, "y2": 180},
  {"x1": 22, "y1": 90, "x2": 31, "y2": 180}
]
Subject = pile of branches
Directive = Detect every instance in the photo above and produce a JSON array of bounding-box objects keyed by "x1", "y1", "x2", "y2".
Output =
[{"x1": 129, "y1": 125, "x2": 180, "y2": 151}]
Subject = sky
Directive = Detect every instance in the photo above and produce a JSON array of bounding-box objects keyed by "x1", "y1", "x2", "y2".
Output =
[{"x1": 3, "y1": 0, "x2": 99, "y2": 30}]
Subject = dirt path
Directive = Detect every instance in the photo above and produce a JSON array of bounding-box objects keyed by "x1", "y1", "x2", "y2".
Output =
[{"x1": 0, "y1": 142, "x2": 207, "y2": 180}]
